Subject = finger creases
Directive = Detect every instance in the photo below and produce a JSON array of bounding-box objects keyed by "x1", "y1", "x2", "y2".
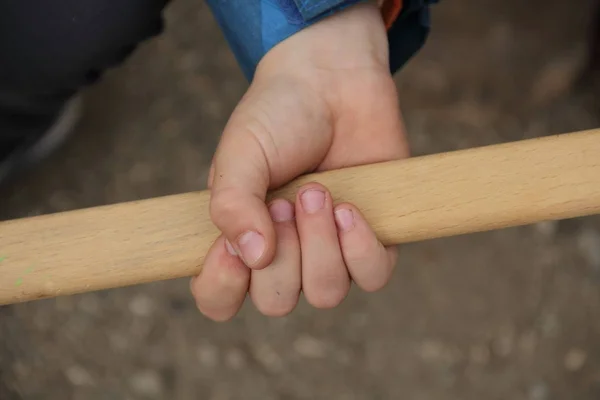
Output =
[
  {"x1": 191, "y1": 235, "x2": 250, "y2": 321},
  {"x1": 209, "y1": 125, "x2": 277, "y2": 270},
  {"x1": 296, "y1": 184, "x2": 350, "y2": 308},
  {"x1": 334, "y1": 203, "x2": 395, "y2": 292},
  {"x1": 250, "y1": 199, "x2": 301, "y2": 317},
  {"x1": 209, "y1": 183, "x2": 276, "y2": 271}
]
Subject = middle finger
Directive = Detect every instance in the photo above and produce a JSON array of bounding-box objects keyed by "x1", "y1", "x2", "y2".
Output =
[{"x1": 296, "y1": 183, "x2": 350, "y2": 308}]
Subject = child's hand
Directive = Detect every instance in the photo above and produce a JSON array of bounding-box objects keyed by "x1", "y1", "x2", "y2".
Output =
[{"x1": 191, "y1": 2, "x2": 409, "y2": 320}]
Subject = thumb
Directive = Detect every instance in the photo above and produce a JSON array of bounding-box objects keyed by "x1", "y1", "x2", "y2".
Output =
[
  {"x1": 209, "y1": 77, "x2": 332, "y2": 270},
  {"x1": 209, "y1": 121, "x2": 274, "y2": 270}
]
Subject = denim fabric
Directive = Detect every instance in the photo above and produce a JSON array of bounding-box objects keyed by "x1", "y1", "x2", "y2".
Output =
[
  {"x1": 206, "y1": 0, "x2": 365, "y2": 80},
  {"x1": 207, "y1": 0, "x2": 438, "y2": 79},
  {"x1": 291, "y1": 0, "x2": 360, "y2": 20}
]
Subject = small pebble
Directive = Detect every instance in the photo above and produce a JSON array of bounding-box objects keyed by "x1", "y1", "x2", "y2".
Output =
[
  {"x1": 534, "y1": 221, "x2": 558, "y2": 239},
  {"x1": 444, "y1": 346, "x2": 464, "y2": 366},
  {"x1": 539, "y1": 312, "x2": 560, "y2": 338},
  {"x1": 293, "y1": 335, "x2": 327, "y2": 359},
  {"x1": 196, "y1": 343, "x2": 219, "y2": 367},
  {"x1": 413, "y1": 62, "x2": 448, "y2": 94},
  {"x1": 564, "y1": 348, "x2": 587, "y2": 371},
  {"x1": 488, "y1": 22, "x2": 512, "y2": 54},
  {"x1": 518, "y1": 330, "x2": 538, "y2": 356},
  {"x1": 419, "y1": 340, "x2": 444, "y2": 362},
  {"x1": 129, "y1": 370, "x2": 164, "y2": 397},
  {"x1": 529, "y1": 381, "x2": 550, "y2": 400},
  {"x1": 577, "y1": 228, "x2": 600, "y2": 270},
  {"x1": 78, "y1": 294, "x2": 100, "y2": 314},
  {"x1": 493, "y1": 326, "x2": 515, "y2": 357},
  {"x1": 48, "y1": 191, "x2": 73, "y2": 210},
  {"x1": 253, "y1": 343, "x2": 283, "y2": 371},
  {"x1": 350, "y1": 312, "x2": 369, "y2": 327},
  {"x1": 129, "y1": 163, "x2": 153, "y2": 183},
  {"x1": 108, "y1": 332, "x2": 129, "y2": 351},
  {"x1": 469, "y1": 344, "x2": 491, "y2": 366},
  {"x1": 65, "y1": 365, "x2": 94, "y2": 386},
  {"x1": 224, "y1": 348, "x2": 246, "y2": 370},
  {"x1": 530, "y1": 50, "x2": 584, "y2": 106},
  {"x1": 206, "y1": 101, "x2": 224, "y2": 118},
  {"x1": 12, "y1": 361, "x2": 30, "y2": 378},
  {"x1": 335, "y1": 349, "x2": 353, "y2": 365},
  {"x1": 209, "y1": 388, "x2": 232, "y2": 400},
  {"x1": 54, "y1": 296, "x2": 75, "y2": 312},
  {"x1": 148, "y1": 346, "x2": 170, "y2": 366},
  {"x1": 128, "y1": 294, "x2": 155, "y2": 317},
  {"x1": 178, "y1": 51, "x2": 200, "y2": 71}
]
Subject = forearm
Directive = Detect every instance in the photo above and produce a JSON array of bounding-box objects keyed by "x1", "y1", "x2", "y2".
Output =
[{"x1": 206, "y1": 0, "x2": 436, "y2": 80}]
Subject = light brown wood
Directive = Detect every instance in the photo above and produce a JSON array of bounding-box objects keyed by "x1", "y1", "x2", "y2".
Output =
[{"x1": 1, "y1": 129, "x2": 600, "y2": 305}]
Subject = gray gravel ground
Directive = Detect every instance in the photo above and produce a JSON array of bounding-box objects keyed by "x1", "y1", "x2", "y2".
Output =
[{"x1": 2, "y1": 0, "x2": 600, "y2": 399}]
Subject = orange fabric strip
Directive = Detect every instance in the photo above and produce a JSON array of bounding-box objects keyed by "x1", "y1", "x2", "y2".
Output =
[{"x1": 380, "y1": 0, "x2": 403, "y2": 29}]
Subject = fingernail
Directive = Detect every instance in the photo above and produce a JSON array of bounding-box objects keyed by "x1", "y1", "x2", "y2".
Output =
[
  {"x1": 225, "y1": 238, "x2": 237, "y2": 256},
  {"x1": 301, "y1": 189, "x2": 325, "y2": 213},
  {"x1": 269, "y1": 200, "x2": 294, "y2": 222},
  {"x1": 237, "y1": 231, "x2": 265, "y2": 266},
  {"x1": 334, "y1": 208, "x2": 355, "y2": 232}
]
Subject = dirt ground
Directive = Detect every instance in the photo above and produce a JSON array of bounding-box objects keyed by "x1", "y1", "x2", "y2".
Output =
[{"x1": 2, "y1": 0, "x2": 600, "y2": 399}]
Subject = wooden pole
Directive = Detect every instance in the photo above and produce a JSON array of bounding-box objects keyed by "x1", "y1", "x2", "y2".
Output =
[{"x1": 1, "y1": 129, "x2": 600, "y2": 305}]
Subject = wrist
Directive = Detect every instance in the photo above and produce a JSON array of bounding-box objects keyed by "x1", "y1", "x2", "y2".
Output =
[{"x1": 257, "y1": 2, "x2": 390, "y2": 77}]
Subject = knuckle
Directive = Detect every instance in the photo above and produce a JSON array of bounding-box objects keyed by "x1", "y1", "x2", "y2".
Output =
[
  {"x1": 306, "y1": 291, "x2": 345, "y2": 309},
  {"x1": 254, "y1": 295, "x2": 297, "y2": 317},
  {"x1": 342, "y1": 236, "x2": 391, "y2": 292},
  {"x1": 209, "y1": 188, "x2": 243, "y2": 227},
  {"x1": 218, "y1": 262, "x2": 248, "y2": 286},
  {"x1": 360, "y1": 274, "x2": 389, "y2": 293},
  {"x1": 193, "y1": 265, "x2": 248, "y2": 322},
  {"x1": 354, "y1": 254, "x2": 394, "y2": 293},
  {"x1": 304, "y1": 279, "x2": 349, "y2": 309},
  {"x1": 195, "y1": 291, "x2": 245, "y2": 321},
  {"x1": 215, "y1": 270, "x2": 244, "y2": 292},
  {"x1": 195, "y1": 301, "x2": 235, "y2": 322},
  {"x1": 340, "y1": 224, "x2": 379, "y2": 259},
  {"x1": 344, "y1": 240, "x2": 375, "y2": 265},
  {"x1": 201, "y1": 309, "x2": 234, "y2": 322}
]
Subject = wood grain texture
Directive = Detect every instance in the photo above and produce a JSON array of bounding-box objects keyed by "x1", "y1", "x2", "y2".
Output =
[{"x1": 1, "y1": 129, "x2": 600, "y2": 305}]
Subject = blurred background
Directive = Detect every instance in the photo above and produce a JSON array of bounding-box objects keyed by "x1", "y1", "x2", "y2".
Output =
[{"x1": 2, "y1": 0, "x2": 600, "y2": 398}]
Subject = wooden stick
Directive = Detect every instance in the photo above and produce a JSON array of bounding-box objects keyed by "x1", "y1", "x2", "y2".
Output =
[{"x1": 1, "y1": 129, "x2": 600, "y2": 305}]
